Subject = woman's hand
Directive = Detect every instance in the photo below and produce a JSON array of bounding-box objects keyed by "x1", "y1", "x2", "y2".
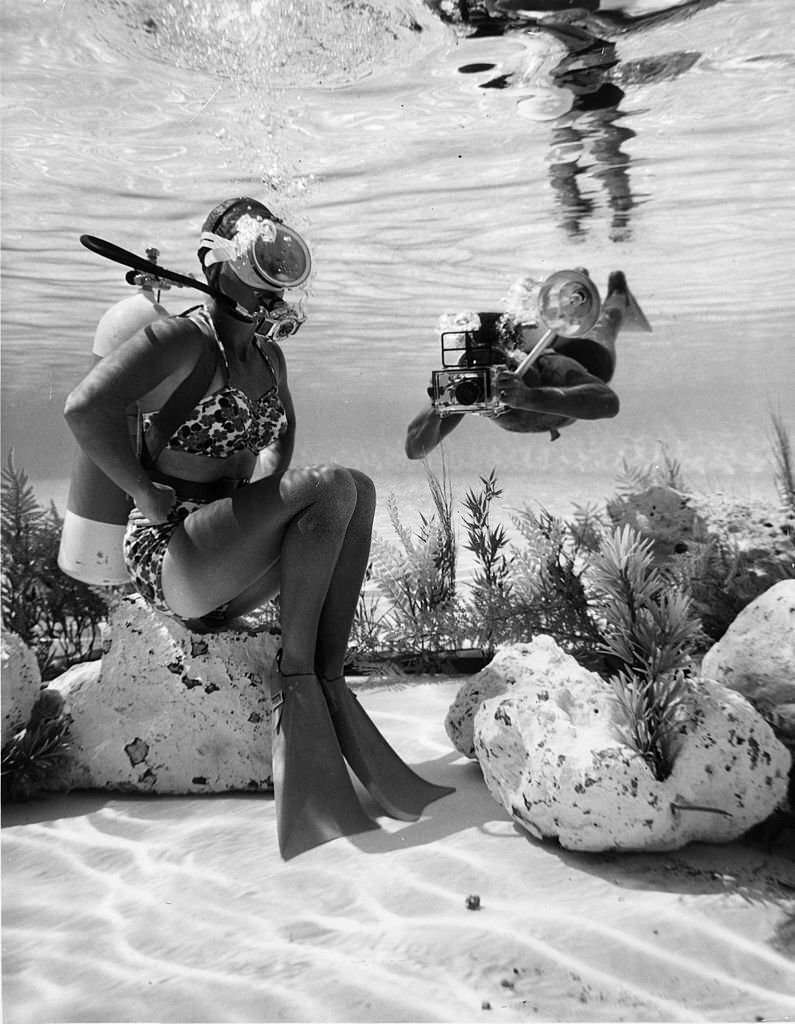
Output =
[{"x1": 134, "y1": 481, "x2": 176, "y2": 524}]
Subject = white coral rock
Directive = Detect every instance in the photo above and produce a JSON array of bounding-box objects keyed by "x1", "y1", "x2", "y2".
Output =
[
  {"x1": 701, "y1": 579, "x2": 795, "y2": 713},
  {"x1": 50, "y1": 595, "x2": 278, "y2": 793},
  {"x1": 445, "y1": 636, "x2": 575, "y2": 758},
  {"x1": 468, "y1": 638, "x2": 790, "y2": 852},
  {"x1": 2, "y1": 628, "x2": 42, "y2": 746}
]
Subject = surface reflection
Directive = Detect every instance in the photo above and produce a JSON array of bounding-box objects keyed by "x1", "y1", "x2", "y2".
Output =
[{"x1": 436, "y1": 0, "x2": 726, "y2": 241}]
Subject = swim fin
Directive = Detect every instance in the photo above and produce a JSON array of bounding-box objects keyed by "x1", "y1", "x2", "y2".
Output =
[
  {"x1": 607, "y1": 270, "x2": 652, "y2": 333},
  {"x1": 319, "y1": 675, "x2": 455, "y2": 822},
  {"x1": 622, "y1": 286, "x2": 653, "y2": 333},
  {"x1": 270, "y1": 660, "x2": 378, "y2": 860}
]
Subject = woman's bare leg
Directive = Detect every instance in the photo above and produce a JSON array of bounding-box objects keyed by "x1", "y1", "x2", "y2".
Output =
[
  {"x1": 313, "y1": 469, "x2": 376, "y2": 680},
  {"x1": 160, "y1": 464, "x2": 379, "y2": 858},
  {"x1": 274, "y1": 469, "x2": 360, "y2": 674},
  {"x1": 161, "y1": 465, "x2": 361, "y2": 664}
]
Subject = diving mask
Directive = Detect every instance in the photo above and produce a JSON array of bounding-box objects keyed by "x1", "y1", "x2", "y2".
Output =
[{"x1": 201, "y1": 213, "x2": 312, "y2": 291}]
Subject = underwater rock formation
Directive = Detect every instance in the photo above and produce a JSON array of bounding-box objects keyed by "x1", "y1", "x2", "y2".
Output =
[
  {"x1": 444, "y1": 641, "x2": 530, "y2": 759},
  {"x1": 701, "y1": 579, "x2": 794, "y2": 711},
  {"x1": 606, "y1": 484, "x2": 709, "y2": 561},
  {"x1": 50, "y1": 595, "x2": 279, "y2": 793},
  {"x1": 2, "y1": 627, "x2": 43, "y2": 745},
  {"x1": 450, "y1": 637, "x2": 790, "y2": 852},
  {"x1": 701, "y1": 579, "x2": 795, "y2": 750}
]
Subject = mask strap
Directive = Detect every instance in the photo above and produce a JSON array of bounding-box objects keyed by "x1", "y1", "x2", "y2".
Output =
[{"x1": 200, "y1": 231, "x2": 239, "y2": 268}]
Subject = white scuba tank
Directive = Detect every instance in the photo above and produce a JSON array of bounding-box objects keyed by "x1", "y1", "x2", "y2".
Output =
[{"x1": 58, "y1": 285, "x2": 173, "y2": 585}]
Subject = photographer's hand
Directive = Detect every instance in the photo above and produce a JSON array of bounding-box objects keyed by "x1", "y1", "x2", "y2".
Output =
[
  {"x1": 494, "y1": 366, "x2": 619, "y2": 420},
  {"x1": 493, "y1": 368, "x2": 532, "y2": 410}
]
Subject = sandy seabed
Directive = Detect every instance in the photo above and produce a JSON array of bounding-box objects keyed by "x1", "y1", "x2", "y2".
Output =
[{"x1": 2, "y1": 678, "x2": 794, "y2": 1024}]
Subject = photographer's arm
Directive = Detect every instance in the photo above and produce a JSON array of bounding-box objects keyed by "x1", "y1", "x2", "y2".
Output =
[
  {"x1": 494, "y1": 362, "x2": 619, "y2": 421},
  {"x1": 405, "y1": 403, "x2": 464, "y2": 460}
]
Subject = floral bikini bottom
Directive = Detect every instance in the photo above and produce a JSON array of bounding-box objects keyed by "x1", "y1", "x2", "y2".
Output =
[{"x1": 123, "y1": 497, "x2": 233, "y2": 626}]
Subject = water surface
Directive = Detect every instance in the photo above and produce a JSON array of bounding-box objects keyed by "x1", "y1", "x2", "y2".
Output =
[{"x1": 2, "y1": 0, "x2": 794, "y2": 522}]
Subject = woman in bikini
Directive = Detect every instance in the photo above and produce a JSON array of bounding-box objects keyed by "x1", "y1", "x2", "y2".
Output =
[{"x1": 65, "y1": 197, "x2": 451, "y2": 859}]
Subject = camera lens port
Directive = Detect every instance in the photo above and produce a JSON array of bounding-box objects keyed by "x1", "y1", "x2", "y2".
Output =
[{"x1": 454, "y1": 378, "x2": 484, "y2": 405}]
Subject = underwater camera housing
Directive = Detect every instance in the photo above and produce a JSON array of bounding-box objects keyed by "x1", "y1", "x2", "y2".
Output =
[
  {"x1": 430, "y1": 270, "x2": 602, "y2": 417},
  {"x1": 431, "y1": 312, "x2": 505, "y2": 416}
]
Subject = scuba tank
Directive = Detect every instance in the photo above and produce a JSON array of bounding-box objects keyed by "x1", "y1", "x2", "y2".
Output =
[
  {"x1": 58, "y1": 251, "x2": 175, "y2": 585},
  {"x1": 57, "y1": 237, "x2": 234, "y2": 586}
]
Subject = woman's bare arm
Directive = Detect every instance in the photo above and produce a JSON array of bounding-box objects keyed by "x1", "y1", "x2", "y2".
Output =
[{"x1": 64, "y1": 317, "x2": 205, "y2": 519}]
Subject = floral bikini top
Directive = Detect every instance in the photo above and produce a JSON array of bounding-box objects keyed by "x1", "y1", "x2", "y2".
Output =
[{"x1": 144, "y1": 308, "x2": 288, "y2": 460}]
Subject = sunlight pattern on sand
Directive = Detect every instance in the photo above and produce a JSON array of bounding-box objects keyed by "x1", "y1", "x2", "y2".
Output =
[{"x1": 4, "y1": 683, "x2": 794, "y2": 1024}]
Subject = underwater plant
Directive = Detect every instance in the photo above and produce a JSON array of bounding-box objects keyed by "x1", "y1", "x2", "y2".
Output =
[
  {"x1": 361, "y1": 460, "x2": 463, "y2": 669},
  {"x1": 769, "y1": 409, "x2": 795, "y2": 514},
  {"x1": 610, "y1": 668, "x2": 692, "y2": 782},
  {"x1": 2, "y1": 452, "x2": 108, "y2": 678},
  {"x1": 1, "y1": 688, "x2": 71, "y2": 803},
  {"x1": 589, "y1": 524, "x2": 702, "y2": 680},
  {"x1": 460, "y1": 469, "x2": 514, "y2": 654},
  {"x1": 506, "y1": 503, "x2": 604, "y2": 666},
  {"x1": 587, "y1": 524, "x2": 701, "y2": 779}
]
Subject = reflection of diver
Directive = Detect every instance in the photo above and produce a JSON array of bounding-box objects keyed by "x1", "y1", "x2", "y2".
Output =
[
  {"x1": 405, "y1": 269, "x2": 651, "y2": 460},
  {"x1": 436, "y1": 0, "x2": 725, "y2": 241},
  {"x1": 541, "y1": 26, "x2": 636, "y2": 241}
]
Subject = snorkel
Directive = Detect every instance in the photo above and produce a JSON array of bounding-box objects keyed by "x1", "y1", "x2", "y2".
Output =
[{"x1": 80, "y1": 197, "x2": 312, "y2": 338}]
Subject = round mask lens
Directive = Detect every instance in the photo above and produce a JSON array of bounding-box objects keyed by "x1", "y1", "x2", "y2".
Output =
[{"x1": 250, "y1": 223, "x2": 311, "y2": 290}]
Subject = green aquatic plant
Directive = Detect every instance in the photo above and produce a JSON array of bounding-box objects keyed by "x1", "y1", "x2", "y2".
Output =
[
  {"x1": 347, "y1": 565, "x2": 395, "y2": 669},
  {"x1": 506, "y1": 504, "x2": 604, "y2": 666},
  {"x1": 589, "y1": 524, "x2": 701, "y2": 678},
  {"x1": 614, "y1": 443, "x2": 687, "y2": 495},
  {"x1": 461, "y1": 469, "x2": 513, "y2": 653},
  {"x1": 423, "y1": 453, "x2": 457, "y2": 597},
  {"x1": 2, "y1": 451, "x2": 108, "y2": 678},
  {"x1": 610, "y1": 668, "x2": 692, "y2": 782},
  {"x1": 670, "y1": 525, "x2": 791, "y2": 646},
  {"x1": 1, "y1": 689, "x2": 71, "y2": 802},
  {"x1": 364, "y1": 461, "x2": 463, "y2": 668},
  {"x1": 769, "y1": 409, "x2": 795, "y2": 514},
  {"x1": 587, "y1": 524, "x2": 701, "y2": 779}
]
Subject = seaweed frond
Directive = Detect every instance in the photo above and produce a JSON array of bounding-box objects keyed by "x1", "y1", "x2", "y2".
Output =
[
  {"x1": 1, "y1": 690, "x2": 72, "y2": 802},
  {"x1": 612, "y1": 668, "x2": 692, "y2": 781},
  {"x1": 769, "y1": 410, "x2": 795, "y2": 514}
]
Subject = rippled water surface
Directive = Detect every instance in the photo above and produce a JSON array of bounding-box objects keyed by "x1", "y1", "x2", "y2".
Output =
[{"x1": 2, "y1": 0, "x2": 795, "y2": 516}]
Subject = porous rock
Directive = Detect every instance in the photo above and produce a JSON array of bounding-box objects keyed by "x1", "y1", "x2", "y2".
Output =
[
  {"x1": 467, "y1": 637, "x2": 790, "y2": 851},
  {"x1": 700, "y1": 579, "x2": 795, "y2": 722},
  {"x1": 606, "y1": 483, "x2": 709, "y2": 560},
  {"x1": 445, "y1": 639, "x2": 571, "y2": 758},
  {"x1": 2, "y1": 627, "x2": 43, "y2": 745},
  {"x1": 50, "y1": 595, "x2": 279, "y2": 793}
]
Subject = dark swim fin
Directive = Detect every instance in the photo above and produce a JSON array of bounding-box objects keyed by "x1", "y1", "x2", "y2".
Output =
[
  {"x1": 623, "y1": 286, "x2": 653, "y2": 333},
  {"x1": 607, "y1": 271, "x2": 652, "y2": 333},
  {"x1": 319, "y1": 676, "x2": 455, "y2": 822},
  {"x1": 270, "y1": 665, "x2": 378, "y2": 860}
]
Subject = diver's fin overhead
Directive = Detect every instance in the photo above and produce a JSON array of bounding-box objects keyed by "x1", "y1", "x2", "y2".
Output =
[
  {"x1": 623, "y1": 285, "x2": 653, "y2": 333},
  {"x1": 320, "y1": 676, "x2": 455, "y2": 822},
  {"x1": 607, "y1": 271, "x2": 653, "y2": 333},
  {"x1": 270, "y1": 667, "x2": 377, "y2": 860}
]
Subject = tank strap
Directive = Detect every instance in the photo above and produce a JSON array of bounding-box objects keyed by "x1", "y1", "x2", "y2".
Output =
[{"x1": 140, "y1": 309, "x2": 220, "y2": 468}]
